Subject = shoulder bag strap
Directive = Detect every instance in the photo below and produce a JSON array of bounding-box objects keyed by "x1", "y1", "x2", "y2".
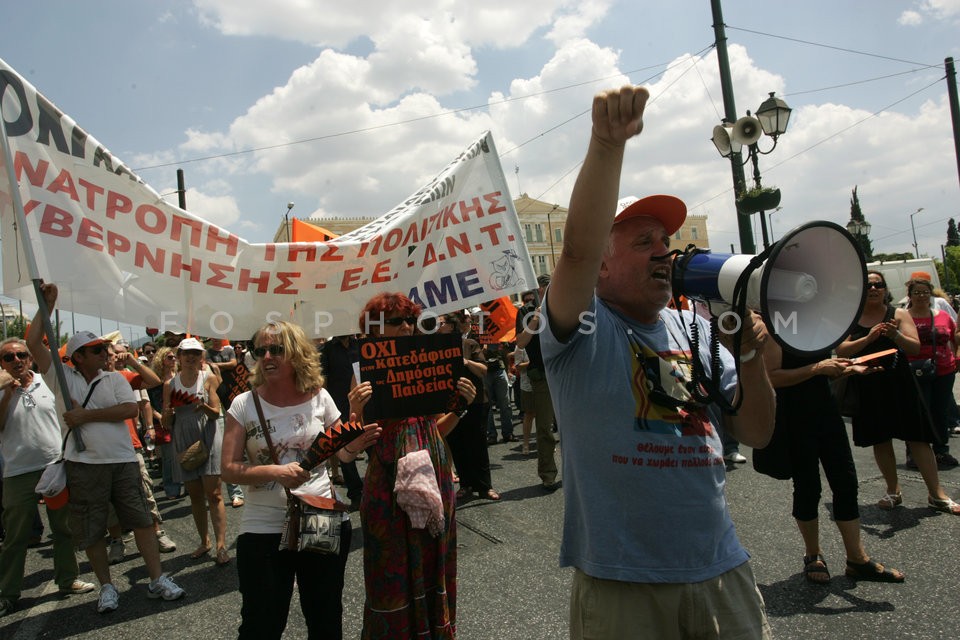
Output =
[
  {"x1": 57, "y1": 377, "x2": 101, "y2": 461},
  {"x1": 251, "y1": 390, "x2": 294, "y2": 501},
  {"x1": 81, "y1": 378, "x2": 103, "y2": 408}
]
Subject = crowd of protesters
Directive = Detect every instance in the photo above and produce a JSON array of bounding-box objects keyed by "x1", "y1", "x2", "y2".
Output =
[
  {"x1": 0, "y1": 280, "x2": 558, "y2": 635},
  {"x1": 1, "y1": 274, "x2": 959, "y2": 635}
]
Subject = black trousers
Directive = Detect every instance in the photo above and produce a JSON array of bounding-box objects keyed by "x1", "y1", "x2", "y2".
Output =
[
  {"x1": 340, "y1": 459, "x2": 363, "y2": 503},
  {"x1": 447, "y1": 402, "x2": 493, "y2": 492},
  {"x1": 236, "y1": 522, "x2": 352, "y2": 640},
  {"x1": 790, "y1": 417, "x2": 859, "y2": 523}
]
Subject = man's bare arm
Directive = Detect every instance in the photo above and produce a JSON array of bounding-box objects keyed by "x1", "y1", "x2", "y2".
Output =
[{"x1": 548, "y1": 86, "x2": 649, "y2": 340}]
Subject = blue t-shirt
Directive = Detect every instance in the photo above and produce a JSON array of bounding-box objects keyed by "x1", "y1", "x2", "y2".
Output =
[{"x1": 541, "y1": 294, "x2": 749, "y2": 583}]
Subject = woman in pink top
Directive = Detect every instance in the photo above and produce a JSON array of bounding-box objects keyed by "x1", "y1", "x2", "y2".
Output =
[{"x1": 905, "y1": 277, "x2": 959, "y2": 469}]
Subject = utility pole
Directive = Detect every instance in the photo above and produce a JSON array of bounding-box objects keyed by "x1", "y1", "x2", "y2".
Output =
[
  {"x1": 711, "y1": 0, "x2": 754, "y2": 254},
  {"x1": 946, "y1": 58, "x2": 960, "y2": 191},
  {"x1": 177, "y1": 169, "x2": 187, "y2": 210}
]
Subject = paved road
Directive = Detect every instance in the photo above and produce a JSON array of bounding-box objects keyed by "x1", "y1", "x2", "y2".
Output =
[{"x1": 2, "y1": 420, "x2": 959, "y2": 640}]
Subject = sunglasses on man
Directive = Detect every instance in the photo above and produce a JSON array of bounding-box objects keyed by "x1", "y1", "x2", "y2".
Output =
[
  {"x1": 1, "y1": 351, "x2": 30, "y2": 363},
  {"x1": 79, "y1": 345, "x2": 106, "y2": 356}
]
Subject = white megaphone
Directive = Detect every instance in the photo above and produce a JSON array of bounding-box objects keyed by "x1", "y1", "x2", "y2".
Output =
[
  {"x1": 731, "y1": 116, "x2": 763, "y2": 146},
  {"x1": 672, "y1": 221, "x2": 866, "y2": 355}
]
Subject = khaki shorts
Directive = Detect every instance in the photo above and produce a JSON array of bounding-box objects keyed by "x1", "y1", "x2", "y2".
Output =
[
  {"x1": 65, "y1": 461, "x2": 154, "y2": 550},
  {"x1": 570, "y1": 563, "x2": 772, "y2": 640},
  {"x1": 106, "y1": 452, "x2": 162, "y2": 529}
]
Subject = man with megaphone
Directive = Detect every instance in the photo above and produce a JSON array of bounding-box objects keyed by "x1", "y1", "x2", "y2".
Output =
[{"x1": 538, "y1": 85, "x2": 776, "y2": 639}]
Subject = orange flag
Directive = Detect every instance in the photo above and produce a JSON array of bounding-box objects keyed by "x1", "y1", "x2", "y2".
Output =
[
  {"x1": 478, "y1": 297, "x2": 518, "y2": 344},
  {"x1": 290, "y1": 218, "x2": 339, "y2": 242}
]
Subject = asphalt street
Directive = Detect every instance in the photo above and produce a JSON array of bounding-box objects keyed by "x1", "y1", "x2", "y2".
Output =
[{"x1": 2, "y1": 415, "x2": 959, "y2": 640}]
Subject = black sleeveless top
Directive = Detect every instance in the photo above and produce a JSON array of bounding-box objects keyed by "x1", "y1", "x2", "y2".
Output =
[{"x1": 846, "y1": 306, "x2": 935, "y2": 446}]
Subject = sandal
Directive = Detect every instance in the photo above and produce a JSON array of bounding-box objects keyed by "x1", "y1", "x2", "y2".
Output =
[
  {"x1": 845, "y1": 558, "x2": 905, "y2": 583},
  {"x1": 928, "y1": 495, "x2": 960, "y2": 515},
  {"x1": 802, "y1": 554, "x2": 830, "y2": 584},
  {"x1": 877, "y1": 492, "x2": 902, "y2": 510},
  {"x1": 480, "y1": 489, "x2": 501, "y2": 501},
  {"x1": 215, "y1": 547, "x2": 231, "y2": 566},
  {"x1": 190, "y1": 545, "x2": 211, "y2": 559}
]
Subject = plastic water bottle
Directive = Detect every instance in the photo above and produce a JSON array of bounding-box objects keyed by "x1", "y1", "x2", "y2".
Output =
[{"x1": 144, "y1": 433, "x2": 155, "y2": 452}]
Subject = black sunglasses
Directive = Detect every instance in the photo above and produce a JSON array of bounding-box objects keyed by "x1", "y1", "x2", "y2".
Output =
[
  {"x1": 253, "y1": 344, "x2": 285, "y2": 359},
  {"x1": 80, "y1": 345, "x2": 106, "y2": 356},
  {"x1": 384, "y1": 316, "x2": 418, "y2": 327},
  {"x1": 142, "y1": 349, "x2": 156, "y2": 355},
  {"x1": 866, "y1": 282, "x2": 886, "y2": 290},
  {"x1": 1, "y1": 351, "x2": 30, "y2": 363}
]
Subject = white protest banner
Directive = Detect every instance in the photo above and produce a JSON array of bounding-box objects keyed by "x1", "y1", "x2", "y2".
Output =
[{"x1": 0, "y1": 57, "x2": 536, "y2": 338}]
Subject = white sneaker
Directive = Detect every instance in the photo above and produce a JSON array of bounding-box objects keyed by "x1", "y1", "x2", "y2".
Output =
[
  {"x1": 107, "y1": 538, "x2": 125, "y2": 565},
  {"x1": 147, "y1": 574, "x2": 185, "y2": 601},
  {"x1": 156, "y1": 530, "x2": 177, "y2": 553},
  {"x1": 724, "y1": 451, "x2": 748, "y2": 464},
  {"x1": 97, "y1": 584, "x2": 119, "y2": 613}
]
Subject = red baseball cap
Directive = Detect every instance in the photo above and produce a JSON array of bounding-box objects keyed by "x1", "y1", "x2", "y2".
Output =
[{"x1": 614, "y1": 195, "x2": 687, "y2": 235}]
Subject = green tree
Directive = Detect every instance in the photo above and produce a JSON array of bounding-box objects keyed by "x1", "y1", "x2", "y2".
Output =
[
  {"x1": 848, "y1": 186, "x2": 874, "y2": 260},
  {"x1": 945, "y1": 246, "x2": 960, "y2": 294},
  {"x1": 947, "y1": 218, "x2": 960, "y2": 247},
  {"x1": 872, "y1": 252, "x2": 915, "y2": 262},
  {"x1": 1, "y1": 315, "x2": 67, "y2": 344},
  {"x1": 3, "y1": 315, "x2": 28, "y2": 339}
]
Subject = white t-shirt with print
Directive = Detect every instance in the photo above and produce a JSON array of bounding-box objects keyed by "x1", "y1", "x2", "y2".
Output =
[{"x1": 227, "y1": 388, "x2": 343, "y2": 535}]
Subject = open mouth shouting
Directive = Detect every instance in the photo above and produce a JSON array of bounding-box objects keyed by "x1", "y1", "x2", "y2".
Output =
[{"x1": 650, "y1": 261, "x2": 672, "y2": 284}]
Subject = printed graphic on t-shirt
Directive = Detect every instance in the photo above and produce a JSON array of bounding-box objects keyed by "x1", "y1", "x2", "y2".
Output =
[
  {"x1": 243, "y1": 410, "x2": 317, "y2": 489},
  {"x1": 630, "y1": 340, "x2": 713, "y2": 439}
]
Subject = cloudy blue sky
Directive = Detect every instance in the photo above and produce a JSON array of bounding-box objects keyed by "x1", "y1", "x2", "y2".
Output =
[{"x1": 3, "y1": 0, "x2": 960, "y2": 334}]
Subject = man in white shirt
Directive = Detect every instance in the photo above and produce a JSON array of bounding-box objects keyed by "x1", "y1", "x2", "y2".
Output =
[
  {"x1": 0, "y1": 338, "x2": 95, "y2": 618},
  {"x1": 26, "y1": 283, "x2": 185, "y2": 614}
]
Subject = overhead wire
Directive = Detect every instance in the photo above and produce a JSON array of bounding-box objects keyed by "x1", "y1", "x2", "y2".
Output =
[
  {"x1": 132, "y1": 58, "x2": 686, "y2": 172},
  {"x1": 725, "y1": 25, "x2": 940, "y2": 69},
  {"x1": 133, "y1": 24, "x2": 951, "y2": 248},
  {"x1": 515, "y1": 44, "x2": 718, "y2": 205}
]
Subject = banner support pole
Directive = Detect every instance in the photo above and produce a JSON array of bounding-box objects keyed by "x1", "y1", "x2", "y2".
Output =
[{"x1": 0, "y1": 101, "x2": 86, "y2": 450}]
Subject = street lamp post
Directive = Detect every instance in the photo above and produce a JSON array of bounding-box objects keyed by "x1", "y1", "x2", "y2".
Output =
[
  {"x1": 546, "y1": 204, "x2": 558, "y2": 270},
  {"x1": 711, "y1": 92, "x2": 792, "y2": 251},
  {"x1": 846, "y1": 217, "x2": 872, "y2": 260},
  {"x1": 910, "y1": 207, "x2": 924, "y2": 258},
  {"x1": 284, "y1": 202, "x2": 295, "y2": 242},
  {"x1": 768, "y1": 206, "x2": 782, "y2": 243}
]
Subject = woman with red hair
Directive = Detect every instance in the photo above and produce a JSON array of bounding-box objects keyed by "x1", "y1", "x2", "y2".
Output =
[{"x1": 351, "y1": 292, "x2": 477, "y2": 639}]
